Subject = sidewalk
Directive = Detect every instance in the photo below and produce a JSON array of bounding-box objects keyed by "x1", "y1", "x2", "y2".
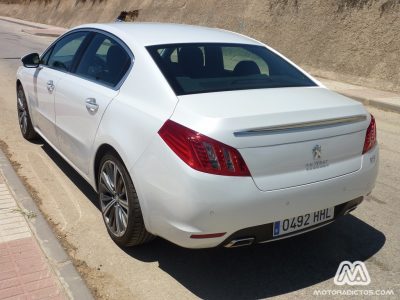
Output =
[
  {"x1": 317, "y1": 77, "x2": 400, "y2": 114},
  {"x1": 0, "y1": 175, "x2": 65, "y2": 299},
  {"x1": 0, "y1": 151, "x2": 92, "y2": 300},
  {"x1": 0, "y1": 16, "x2": 66, "y2": 37}
]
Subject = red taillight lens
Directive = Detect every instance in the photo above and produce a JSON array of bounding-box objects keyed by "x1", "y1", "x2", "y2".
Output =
[
  {"x1": 362, "y1": 114, "x2": 377, "y2": 154},
  {"x1": 158, "y1": 120, "x2": 251, "y2": 176}
]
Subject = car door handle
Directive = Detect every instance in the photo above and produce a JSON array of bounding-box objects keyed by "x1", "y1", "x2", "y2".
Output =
[
  {"x1": 47, "y1": 80, "x2": 55, "y2": 93},
  {"x1": 85, "y1": 98, "x2": 99, "y2": 113}
]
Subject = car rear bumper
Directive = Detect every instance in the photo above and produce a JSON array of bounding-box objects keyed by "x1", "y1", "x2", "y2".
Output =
[
  {"x1": 132, "y1": 137, "x2": 379, "y2": 249},
  {"x1": 222, "y1": 196, "x2": 363, "y2": 248}
]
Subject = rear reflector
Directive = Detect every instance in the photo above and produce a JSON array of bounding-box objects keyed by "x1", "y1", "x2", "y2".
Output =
[
  {"x1": 362, "y1": 114, "x2": 377, "y2": 154},
  {"x1": 158, "y1": 120, "x2": 251, "y2": 176},
  {"x1": 190, "y1": 233, "x2": 226, "y2": 239}
]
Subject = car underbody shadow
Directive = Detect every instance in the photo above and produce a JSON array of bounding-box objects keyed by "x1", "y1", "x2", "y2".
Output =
[
  {"x1": 40, "y1": 141, "x2": 99, "y2": 209},
  {"x1": 124, "y1": 215, "x2": 385, "y2": 299}
]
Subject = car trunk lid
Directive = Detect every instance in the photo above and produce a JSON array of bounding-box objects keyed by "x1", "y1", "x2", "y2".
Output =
[{"x1": 171, "y1": 87, "x2": 369, "y2": 191}]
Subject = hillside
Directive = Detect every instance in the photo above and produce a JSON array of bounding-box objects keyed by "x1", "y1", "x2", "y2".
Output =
[{"x1": 1, "y1": 0, "x2": 399, "y2": 92}]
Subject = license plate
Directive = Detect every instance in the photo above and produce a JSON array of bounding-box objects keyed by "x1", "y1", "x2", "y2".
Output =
[{"x1": 273, "y1": 207, "x2": 334, "y2": 237}]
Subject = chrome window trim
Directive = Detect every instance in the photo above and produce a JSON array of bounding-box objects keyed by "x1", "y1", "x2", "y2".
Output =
[
  {"x1": 234, "y1": 115, "x2": 368, "y2": 137},
  {"x1": 39, "y1": 28, "x2": 135, "y2": 91}
]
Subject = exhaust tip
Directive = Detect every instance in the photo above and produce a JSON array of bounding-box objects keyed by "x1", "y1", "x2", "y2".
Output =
[
  {"x1": 224, "y1": 237, "x2": 255, "y2": 248},
  {"x1": 344, "y1": 205, "x2": 358, "y2": 215}
]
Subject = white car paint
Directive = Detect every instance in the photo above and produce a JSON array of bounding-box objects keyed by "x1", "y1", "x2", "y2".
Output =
[
  {"x1": 31, "y1": 67, "x2": 63, "y2": 145},
  {"x1": 54, "y1": 73, "x2": 119, "y2": 174},
  {"x1": 172, "y1": 87, "x2": 369, "y2": 191},
  {"x1": 17, "y1": 23, "x2": 378, "y2": 248}
]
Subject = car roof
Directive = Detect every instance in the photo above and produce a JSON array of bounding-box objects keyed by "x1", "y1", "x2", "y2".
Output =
[{"x1": 74, "y1": 22, "x2": 263, "y2": 47}]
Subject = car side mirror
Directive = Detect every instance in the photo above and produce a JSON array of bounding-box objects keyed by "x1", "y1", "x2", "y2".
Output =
[{"x1": 21, "y1": 53, "x2": 40, "y2": 68}]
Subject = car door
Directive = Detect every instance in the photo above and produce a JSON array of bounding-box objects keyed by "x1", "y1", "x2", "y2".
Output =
[
  {"x1": 32, "y1": 31, "x2": 90, "y2": 146},
  {"x1": 54, "y1": 32, "x2": 132, "y2": 175}
]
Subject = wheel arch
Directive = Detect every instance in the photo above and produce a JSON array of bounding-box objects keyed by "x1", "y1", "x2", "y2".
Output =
[
  {"x1": 16, "y1": 79, "x2": 22, "y2": 89},
  {"x1": 93, "y1": 143, "x2": 122, "y2": 190},
  {"x1": 93, "y1": 142, "x2": 153, "y2": 234}
]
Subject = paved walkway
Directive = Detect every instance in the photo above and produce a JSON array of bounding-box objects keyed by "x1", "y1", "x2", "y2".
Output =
[
  {"x1": 317, "y1": 77, "x2": 400, "y2": 114},
  {"x1": 0, "y1": 174, "x2": 65, "y2": 300},
  {"x1": 0, "y1": 16, "x2": 66, "y2": 37}
]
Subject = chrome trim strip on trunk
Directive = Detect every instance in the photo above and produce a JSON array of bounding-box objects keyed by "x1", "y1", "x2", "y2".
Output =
[{"x1": 234, "y1": 114, "x2": 367, "y2": 137}]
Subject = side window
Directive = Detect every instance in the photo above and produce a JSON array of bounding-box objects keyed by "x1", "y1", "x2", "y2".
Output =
[
  {"x1": 222, "y1": 47, "x2": 269, "y2": 75},
  {"x1": 47, "y1": 32, "x2": 87, "y2": 72},
  {"x1": 170, "y1": 48, "x2": 179, "y2": 63},
  {"x1": 40, "y1": 48, "x2": 52, "y2": 65},
  {"x1": 75, "y1": 33, "x2": 131, "y2": 87}
]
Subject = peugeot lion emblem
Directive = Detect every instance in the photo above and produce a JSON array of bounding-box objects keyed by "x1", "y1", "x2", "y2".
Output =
[{"x1": 312, "y1": 144, "x2": 322, "y2": 160}]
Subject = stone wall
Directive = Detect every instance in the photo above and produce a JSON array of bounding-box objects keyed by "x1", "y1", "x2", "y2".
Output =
[{"x1": 1, "y1": 0, "x2": 399, "y2": 92}]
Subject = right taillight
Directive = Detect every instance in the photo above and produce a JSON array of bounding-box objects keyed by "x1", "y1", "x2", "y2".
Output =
[
  {"x1": 362, "y1": 114, "x2": 377, "y2": 154},
  {"x1": 158, "y1": 120, "x2": 251, "y2": 176}
]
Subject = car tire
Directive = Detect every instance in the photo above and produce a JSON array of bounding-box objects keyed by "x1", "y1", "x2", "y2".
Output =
[
  {"x1": 17, "y1": 84, "x2": 38, "y2": 140},
  {"x1": 98, "y1": 152, "x2": 154, "y2": 247}
]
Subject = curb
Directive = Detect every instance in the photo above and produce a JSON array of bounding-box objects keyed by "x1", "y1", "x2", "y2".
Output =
[
  {"x1": 0, "y1": 16, "x2": 44, "y2": 29},
  {"x1": 0, "y1": 149, "x2": 93, "y2": 300},
  {"x1": 316, "y1": 76, "x2": 400, "y2": 114},
  {"x1": 0, "y1": 16, "x2": 67, "y2": 37},
  {"x1": 0, "y1": 16, "x2": 65, "y2": 30},
  {"x1": 22, "y1": 28, "x2": 66, "y2": 37},
  {"x1": 339, "y1": 92, "x2": 400, "y2": 114}
]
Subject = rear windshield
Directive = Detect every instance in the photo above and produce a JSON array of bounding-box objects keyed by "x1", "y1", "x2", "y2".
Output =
[{"x1": 146, "y1": 43, "x2": 316, "y2": 96}]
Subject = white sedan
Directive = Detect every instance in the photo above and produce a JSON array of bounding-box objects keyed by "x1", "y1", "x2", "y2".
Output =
[{"x1": 16, "y1": 23, "x2": 378, "y2": 248}]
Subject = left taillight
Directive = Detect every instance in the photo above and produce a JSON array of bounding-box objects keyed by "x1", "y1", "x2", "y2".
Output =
[
  {"x1": 362, "y1": 114, "x2": 377, "y2": 154},
  {"x1": 158, "y1": 120, "x2": 251, "y2": 176}
]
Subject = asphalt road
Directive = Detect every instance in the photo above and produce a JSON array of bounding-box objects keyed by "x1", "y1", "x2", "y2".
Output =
[{"x1": 0, "y1": 20, "x2": 399, "y2": 299}]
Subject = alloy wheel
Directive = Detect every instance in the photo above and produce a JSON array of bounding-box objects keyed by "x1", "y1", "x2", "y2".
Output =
[
  {"x1": 17, "y1": 88, "x2": 28, "y2": 135},
  {"x1": 99, "y1": 160, "x2": 129, "y2": 237}
]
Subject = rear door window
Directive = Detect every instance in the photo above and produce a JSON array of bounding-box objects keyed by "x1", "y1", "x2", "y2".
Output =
[{"x1": 75, "y1": 33, "x2": 132, "y2": 88}]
